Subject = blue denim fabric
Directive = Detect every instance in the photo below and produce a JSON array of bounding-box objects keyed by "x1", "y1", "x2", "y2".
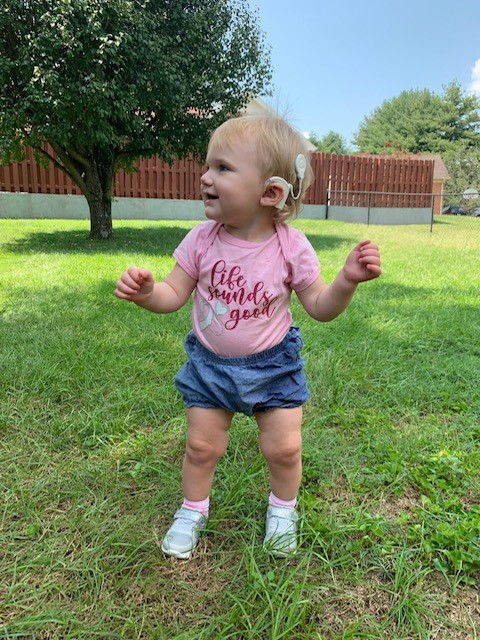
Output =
[{"x1": 174, "y1": 326, "x2": 310, "y2": 416}]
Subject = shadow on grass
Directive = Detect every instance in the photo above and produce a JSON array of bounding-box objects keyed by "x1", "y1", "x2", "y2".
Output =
[
  {"x1": 2, "y1": 219, "x2": 351, "y2": 256},
  {"x1": 3, "y1": 224, "x2": 196, "y2": 256},
  {"x1": 302, "y1": 232, "x2": 350, "y2": 252}
]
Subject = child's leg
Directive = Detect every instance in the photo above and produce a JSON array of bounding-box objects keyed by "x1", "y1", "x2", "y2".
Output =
[
  {"x1": 162, "y1": 406, "x2": 233, "y2": 559},
  {"x1": 182, "y1": 406, "x2": 233, "y2": 501},
  {"x1": 256, "y1": 406, "x2": 303, "y2": 500},
  {"x1": 256, "y1": 406, "x2": 302, "y2": 557}
]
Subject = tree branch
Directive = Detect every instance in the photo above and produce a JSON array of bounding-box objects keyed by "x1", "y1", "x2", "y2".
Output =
[
  {"x1": 34, "y1": 144, "x2": 74, "y2": 177},
  {"x1": 44, "y1": 139, "x2": 88, "y2": 194}
]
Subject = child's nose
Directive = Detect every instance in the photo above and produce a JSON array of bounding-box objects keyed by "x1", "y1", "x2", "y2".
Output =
[{"x1": 201, "y1": 169, "x2": 212, "y2": 185}]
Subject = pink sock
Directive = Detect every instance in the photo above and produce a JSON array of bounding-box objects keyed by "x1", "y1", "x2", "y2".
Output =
[
  {"x1": 269, "y1": 492, "x2": 297, "y2": 509},
  {"x1": 183, "y1": 497, "x2": 210, "y2": 516}
]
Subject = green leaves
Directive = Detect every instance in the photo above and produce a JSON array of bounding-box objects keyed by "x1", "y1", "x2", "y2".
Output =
[
  {"x1": 0, "y1": 0, "x2": 272, "y2": 237},
  {"x1": 0, "y1": 0, "x2": 272, "y2": 160},
  {"x1": 309, "y1": 130, "x2": 351, "y2": 154},
  {"x1": 353, "y1": 82, "x2": 480, "y2": 156}
]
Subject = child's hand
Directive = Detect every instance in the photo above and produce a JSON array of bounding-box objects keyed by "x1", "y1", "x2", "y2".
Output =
[
  {"x1": 114, "y1": 266, "x2": 155, "y2": 302},
  {"x1": 342, "y1": 240, "x2": 381, "y2": 284}
]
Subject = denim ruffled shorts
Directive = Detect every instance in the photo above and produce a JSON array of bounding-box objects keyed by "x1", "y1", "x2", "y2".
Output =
[{"x1": 174, "y1": 326, "x2": 310, "y2": 416}]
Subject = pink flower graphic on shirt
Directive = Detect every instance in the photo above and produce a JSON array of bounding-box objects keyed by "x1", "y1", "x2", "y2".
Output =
[
  {"x1": 206, "y1": 260, "x2": 278, "y2": 330},
  {"x1": 197, "y1": 296, "x2": 228, "y2": 335}
]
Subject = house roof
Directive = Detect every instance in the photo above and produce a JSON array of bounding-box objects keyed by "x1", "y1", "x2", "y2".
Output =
[{"x1": 243, "y1": 96, "x2": 278, "y2": 118}]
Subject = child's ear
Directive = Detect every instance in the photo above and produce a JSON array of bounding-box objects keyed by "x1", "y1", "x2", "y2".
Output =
[{"x1": 261, "y1": 177, "x2": 290, "y2": 210}]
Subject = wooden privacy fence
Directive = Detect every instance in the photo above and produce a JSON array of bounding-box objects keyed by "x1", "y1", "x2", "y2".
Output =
[
  {"x1": 0, "y1": 146, "x2": 205, "y2": 199},
  {"x1": 309, "y1": 153, "x2": 434, "y2": 207},
  {"x1": 0, "y1": 145, "x2": 434, "y2": 207}
]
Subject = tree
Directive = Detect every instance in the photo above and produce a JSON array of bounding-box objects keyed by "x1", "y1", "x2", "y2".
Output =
[
  {"x1": 0, "y1": 0, "x2": 271, "y2": 239},
  {"x1": 443, "y1": 143, "x2": 480, "y2": 206},
  {"x1": 353, "y1": 89, "x2": 447, "y2": 154},
  {"x1": 353, "y1": 82, "x2": 480, "y2": 155},
  {"x1": 309, "y1": 130, "x2": 350, "y2": 154},
  {"x1": 441, "y1": 81, "x2": 480, "y2": 148}
]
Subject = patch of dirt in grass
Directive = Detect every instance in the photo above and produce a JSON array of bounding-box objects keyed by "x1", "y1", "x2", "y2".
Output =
[
  {"x1": 149, "y1": 532, "x2": 232, "y2": 629},
  {"x1": 459, "y1": 490, "x2": 480, "y2": 511},
  {"x1": 309, "y1": 574, "x2": 391, "y2": 637},
  {"x1": 375, "y1": 486, "x2": 422, "y2": 519},
  {"x1": 427, "y1": 577, "x2": 479, "y2": 640},
  {"x1": 308, "y1": 572, "x2": 479, "y2": 640},
  {"x1": 313, "y1": 475, "x2": 355, "y2": 508}
]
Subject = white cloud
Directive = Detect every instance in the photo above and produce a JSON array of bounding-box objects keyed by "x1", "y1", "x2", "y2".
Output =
[{"x1": 469, "y1": 58, "x2": 480, "y2": 95}]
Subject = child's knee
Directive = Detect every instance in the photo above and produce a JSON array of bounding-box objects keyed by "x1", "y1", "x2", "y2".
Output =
[
  {"x1": 261, "y1": 439, "x2": 301, "y2": 467},
  {"x1": 186, "y1": 435, "x2": 226, "y2": 465}
]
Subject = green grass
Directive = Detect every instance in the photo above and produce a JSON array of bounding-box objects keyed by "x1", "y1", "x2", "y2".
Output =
[{"x1": 0, "y1": 216, "x2": 479, "y2": 639}]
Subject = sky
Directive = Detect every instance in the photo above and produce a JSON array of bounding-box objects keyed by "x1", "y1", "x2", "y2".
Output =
[{"x1": 248, "y1": 0, "x2": 480, "y2": 146}]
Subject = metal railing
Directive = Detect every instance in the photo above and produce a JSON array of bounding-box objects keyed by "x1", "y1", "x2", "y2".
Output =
[{"x1": 325, "y1": 190, "x2": 480, "y2": 232}]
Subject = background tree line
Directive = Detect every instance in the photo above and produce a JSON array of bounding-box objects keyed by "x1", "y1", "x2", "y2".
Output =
[{"x1": 310, "y1": 81, "x2": 480, "y2": 204}]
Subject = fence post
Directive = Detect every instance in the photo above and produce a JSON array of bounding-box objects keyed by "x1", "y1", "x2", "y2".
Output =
[
  {"x1": 430, "y1": 194, "x2": 434, "y2": 233},
  {"x1": 367, "y1": 191, "x2": 371, "y2": 226}
]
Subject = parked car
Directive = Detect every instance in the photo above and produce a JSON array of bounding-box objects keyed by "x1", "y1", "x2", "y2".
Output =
[
  {"x1": 472, "y1": 207, "x2": 480, "y2": 217},
  {"x1": 442, "y1": 205, "x2": 468, "y2": 215}
]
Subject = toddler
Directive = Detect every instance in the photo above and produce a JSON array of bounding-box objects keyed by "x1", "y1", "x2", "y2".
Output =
[{"x1": 115, "y1": 114, "x2": 381, "y2": 558}]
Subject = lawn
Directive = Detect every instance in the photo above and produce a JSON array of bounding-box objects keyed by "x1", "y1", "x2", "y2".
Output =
[{"x1": 0, "y1": 216, "x2": 479, "y2": 639}]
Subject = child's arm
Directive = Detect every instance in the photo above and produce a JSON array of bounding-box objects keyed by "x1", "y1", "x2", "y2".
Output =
[
  {"x1": 114, "y1": 263, "x2": 196, "y2": 313},
  {"x1": 297, "y1": 240, "x2": 381, "y2": 322}
]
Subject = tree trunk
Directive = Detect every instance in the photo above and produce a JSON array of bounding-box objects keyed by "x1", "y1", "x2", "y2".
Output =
[
  {"x1": 43, "y1": 140, "x2": 117, "y2": 240},
  {"x1": 86, "y1": 190, "x2": 114, "y2": 240},
  {"x1": 84, "y1": 151, "x2": 116, "y2": 240}
]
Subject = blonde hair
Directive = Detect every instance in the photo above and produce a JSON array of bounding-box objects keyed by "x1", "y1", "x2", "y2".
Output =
[{"x1": 208, "y1": 114, "x2": 313, "y2": 223}]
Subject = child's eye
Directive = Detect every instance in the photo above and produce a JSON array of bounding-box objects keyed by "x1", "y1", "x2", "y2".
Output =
[{"x1": 218, "y1": 164, "x2": 229, "y2": 172}]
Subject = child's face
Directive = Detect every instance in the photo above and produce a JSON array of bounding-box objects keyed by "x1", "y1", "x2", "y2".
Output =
[{"x1": 201, "y1": 137, "x2": 271, "y2": 233}]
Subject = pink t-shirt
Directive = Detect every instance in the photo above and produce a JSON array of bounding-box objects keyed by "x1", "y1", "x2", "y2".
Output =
[{"x1": 173, "y1": 221, "x2": 320, "y2": 356}]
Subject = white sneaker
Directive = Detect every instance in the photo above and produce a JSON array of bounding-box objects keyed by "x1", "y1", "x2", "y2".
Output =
[
  {"x1": 161, "y1": 506, "x2": 208, "y2": 559},
  {"x1": 263, "y1": 506, "x2": 298, "y2": 557}
]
